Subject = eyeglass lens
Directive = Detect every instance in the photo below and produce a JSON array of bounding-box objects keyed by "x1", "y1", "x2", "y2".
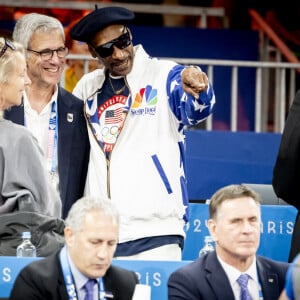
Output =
[
  {"x1": 94, "y1": 31, "x2": 131, "y2": 58},
  {"x1": 0, "y1": 38, "x2": 16, "y2": 58}
]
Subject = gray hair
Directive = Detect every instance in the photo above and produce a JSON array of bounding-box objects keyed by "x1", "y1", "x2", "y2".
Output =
[
  {"x1": 12, "y1": 13, "x2": 65, "y2": 49},
  {"x1": 0, "y1": 37, "x2": 25, "y2": 84},
  {"x1": 65, "y1": 196, "x2": 119, "y2": 232},
  {"x1": 0, "y1": 37, "x2": 25, "y2": 116}
]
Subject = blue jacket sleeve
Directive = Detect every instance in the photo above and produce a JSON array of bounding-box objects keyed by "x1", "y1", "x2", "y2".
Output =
[{"x1": 167, "y1": 65, "x2": 216, "y2": 127}]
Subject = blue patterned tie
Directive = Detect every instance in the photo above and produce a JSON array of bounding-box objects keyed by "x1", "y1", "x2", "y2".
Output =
[
  {"x1": 237, "y1": 274, "x2": 252, "y2": 300},
  {"x1": 83, "y1": 279, "x2": 96, "y2": 300}
]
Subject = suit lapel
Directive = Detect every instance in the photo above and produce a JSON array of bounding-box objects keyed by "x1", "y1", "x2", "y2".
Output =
[
  {"x1": 257, "y1": 257, "x2": 279, "y2": 300},
  {"x1": 56, "y1": 252, "x2": 70, "y2": 300},
  {"x1": 58, "y1": 283, "x2": 69, "y2": 300},
  {"x1": 57, "y1": 87, "x2": 75, "y2": 201},
  {"x1": 205, "y1": 253, "x2": 236, "y2": 299},
  {"x1": 103, "y1": 268, "x2": 116, "y2": 299}
]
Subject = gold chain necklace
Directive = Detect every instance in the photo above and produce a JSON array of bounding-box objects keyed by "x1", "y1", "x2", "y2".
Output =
[{"x1": 108, "y1": 75, "x2": 126, "y2": 95}]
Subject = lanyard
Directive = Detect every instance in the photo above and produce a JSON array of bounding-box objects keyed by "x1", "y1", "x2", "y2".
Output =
[
  {"x1": 258, "y1": 277, "x2": 263, "y2": 300},
  {"x1": 23, "y1": 99, "x2": 58, "y2": 174},
  {"x1": 59, "y1": 246, "x2": 108, "y2": 300},
  {"x1": 255, "y1": 270, "x2": 263, "y2": 300},
  {"x1": 47, "y1": 100, "x2": 58, "y2": 174}
]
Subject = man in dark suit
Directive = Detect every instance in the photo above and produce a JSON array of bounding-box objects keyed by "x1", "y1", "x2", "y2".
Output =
[
  {"x1": 273, "y1": 89, "x2": 300, "y2": 263},
  {"x1": 5, "y1": 13, "x2": 90, "y2": 218},
  {"x1": 10, "y1": 196, "x2": 139, "y2": 300},
  {"x1": 168, "y1": 184, "x2": 289, "y2": 300}
]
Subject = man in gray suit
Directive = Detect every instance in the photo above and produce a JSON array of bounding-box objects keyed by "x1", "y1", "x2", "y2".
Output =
[
  {"x1": 168, "y1": 184, "x2": 289, "y2": 300},
  {"x1": 10, "y1": 196, "x2": 139, "y2": 300}
]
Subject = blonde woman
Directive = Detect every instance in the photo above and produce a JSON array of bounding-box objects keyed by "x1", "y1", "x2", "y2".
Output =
[{"x1": 0, "y1": 37, "x2": 61, "y2": 217}]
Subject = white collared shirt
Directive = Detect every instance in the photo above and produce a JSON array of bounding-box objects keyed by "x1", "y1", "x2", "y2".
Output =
[
  {"x1": 23, "y1": 89, "x2": 56, "y2": 156},
  {"x1": 218, "y1": 255, "x2": 261, "y2": 300}
]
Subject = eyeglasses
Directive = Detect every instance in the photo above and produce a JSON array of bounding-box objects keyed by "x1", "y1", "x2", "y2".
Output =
[
  {"x1": 94, "y1": 30, "x2": 132, "y2": 58},
  {"x1": 0, "y1": 38, "x2": 16, "y2": 58},
  {"x1": 26, "y1": 47, "x2": 69, "y2": 60}
]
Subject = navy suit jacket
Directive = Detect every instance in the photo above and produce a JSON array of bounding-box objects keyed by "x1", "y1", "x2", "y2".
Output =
[
  {"x1": 168, "y1": 251, "x2": 289, "y2": 300},
  {"x1": 4, "y1": 87, "x2": 90, "y2": 218},
  {"x1": 9, "y1": 251, "x2": 139, "y2": 300}
]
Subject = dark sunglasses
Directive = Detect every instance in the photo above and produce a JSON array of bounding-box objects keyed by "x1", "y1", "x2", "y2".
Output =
[
  {"x1": 0, "y1": 38, "x2": 16, "y2": 58},
  {"x1": 94, "y1": 30, "x2": 131, "y2": 58}
]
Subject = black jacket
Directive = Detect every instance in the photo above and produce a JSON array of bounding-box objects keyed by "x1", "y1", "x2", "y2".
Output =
[{"x1": 273, "y1": 89, "x2": 300, "y2": 261}]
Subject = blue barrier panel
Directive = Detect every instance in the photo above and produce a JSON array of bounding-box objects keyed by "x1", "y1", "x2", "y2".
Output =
[
  {"x1": 0, "y1": 257, "x2": 39, "y2": 299},
  {"x1": 113, "y1": 260, "x2": 190, "y2": 300},
  {"x1": 185, "y1": 130, "x2": 282, "y2": 200},
  {"x1": 183, "y1": 203, "x2": 296, "y2": 262},
  {"x1": 0, "y1": 204, "x2": 295, "y2": 299},
  {"x1": 0, "y1": 256, "x2": 189, "y2": 300}
]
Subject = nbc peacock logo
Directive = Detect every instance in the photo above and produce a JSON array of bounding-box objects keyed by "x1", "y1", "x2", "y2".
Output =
[{"x1": 132, "y1": 85, "x2": 158, "y2": 109}]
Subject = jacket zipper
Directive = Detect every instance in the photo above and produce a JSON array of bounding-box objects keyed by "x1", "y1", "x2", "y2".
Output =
[
  {"x1": 84, "y1": 76, "x2": 130, "y2": 200},
  {"x1": 106, "y1": 155, "x2": 111, "y2": 199}
]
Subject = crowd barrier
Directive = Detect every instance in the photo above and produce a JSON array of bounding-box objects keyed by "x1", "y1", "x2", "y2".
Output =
[
  {"x1": 0, "y1": 256, "x2": 190, "y2": 300},
  {"x1": 0, "y1": 203, "x2": 296, "y2": 300}
]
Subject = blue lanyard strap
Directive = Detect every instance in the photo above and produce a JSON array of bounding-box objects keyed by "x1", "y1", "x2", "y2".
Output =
[
  {"x1": 59, "y1": 246, "x2": 77, "y2": 300},
  {"x1": 257, "y1": 271, "x2": 263, "y2": 300},
  {"x1": 59, "y1": 246, "x2": 108, "y2": 300},
  {"x1": 24, "y1": 99, "x2": 58, "y2": 174},
  {"x1": 48, "y1": 100, "x2": 58, "y2": 174}
]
